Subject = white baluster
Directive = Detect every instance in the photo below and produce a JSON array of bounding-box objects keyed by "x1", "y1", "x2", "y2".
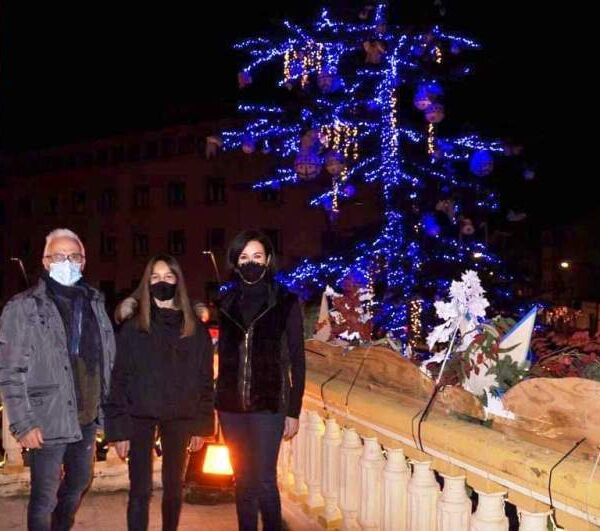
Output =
[
  {"x1": 304, "y1": 410, "x2": 325, "y2": 513},
  {"x1": 1, "y1": 407, "x2": 23, "y2": 471},
  {"x1": 407, "y1": 460, "x2": 440, "y2": 531},
  {"x1": 437, "y1": 474, "x2": 470, "y2": 531},
  {"x1": 382, "y1": 448, "x2": 409, "y2": 531},
  {"x1": 290, "y1": 410, "x2": 309, "y2": 501},
  {"x1": 339, "y1": 427, "x2": 362, "y2": 530},
  {"x1": 277, "y1": 438, "x2": 293, "y2": 493},
  {"x1": 319, "y1": 417, "x2": 343, "y2": 528},
  {"x1": 517, "y1": 510, "x2": 551, "y2": 531},
  {"x1": 358, "y1": 437, "x2": 385, "y2": 531},
  {"x1": 470, "y1": 491, "x2": 508, "y2": 531}
]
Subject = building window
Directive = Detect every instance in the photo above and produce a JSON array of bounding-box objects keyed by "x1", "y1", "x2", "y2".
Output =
[
  {"x1": 206, "y1": 177, "x2": 226, "y2": 204},
  {"x1": 127, "y1": 144, "x2": 141, "y2": 162},
  {"x1": 143, "y1": 140, "x2": 159, "y2": 160},
  {"x1": 72, "y1": 191, "x2": 86, "y2": 214},
  {"x1": 133, "y1": 185, "x2": 150, "y2": 209},
  {"x1": 111, "y1": 145, "x2": 126, "y2": 164},
  {"x1": 18, "y1": 197, "x2": 33, "y2": 217},
  {"x1": 100, "y1": 233, "x2": 117, "y2": 258},
  {"x1": 178, "y1": 135, "x2": 195, "y2": 154},
  {"x1": 45, "y1": 196, "x2": 59, "y2": 216},
  {"x1": 133, "y1": 233, "x2": 149, "y2": 257},
  {"x1": 168, "y1": 230, "x2": 186, "y2": 255},
  {"x1": 167, "y1": 181, "x2": 186, "y2": 208},
  {"x1": 262, "y1": 228, "x2": 281, "y2": 254},
  {"x1": 96, "y1": 149, "x2": 109, "y2": 166},
  {"x1": 207, "y1": 228, "x2": 225, "y2": 249},
  {"x1": 259, "y1": 188, "x2": 280, "y2": 203},
  {"x1": 98, "y1": 188, "x2": 118, "y2": 213},
  {"x1": 161, "y1": 136, "x2": 175, "y2": 157},
  {"x1": 78, "y1": 152, "x2": 93, "y2": 168}
]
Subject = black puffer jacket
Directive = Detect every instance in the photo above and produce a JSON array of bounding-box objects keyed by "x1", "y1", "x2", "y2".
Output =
[
  {"x1": 104, "y1": 307, "x2": 215, "y2": 441},
  {"x1": 216, "y1": 282, "x2": 305, "y2": 418}
]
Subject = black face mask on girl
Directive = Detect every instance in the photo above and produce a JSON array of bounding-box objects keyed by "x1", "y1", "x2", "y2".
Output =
[
  {"x1": 150, "y1": 281, "x2": 177, "y2": 301},
  {"x1": 236, "y1": 261, "x2": 268, "y2": 284}
]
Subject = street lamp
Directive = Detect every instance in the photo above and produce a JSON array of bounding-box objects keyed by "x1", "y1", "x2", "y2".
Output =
[
  {"x1": 559, "y1": 261, "x2": 571, "y2": 270},
  {"x1": 202, "y1": 250, "x2": 221, "y2": 283}
]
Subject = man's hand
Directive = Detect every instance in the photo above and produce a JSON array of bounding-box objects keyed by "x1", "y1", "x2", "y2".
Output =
[
  {"x1": 283, "y1": 417, "x2": 299, "y2": 440},
  {"x1": 188, "y1": 436, "x2": 205, "y2": 453},
  {"x1": 114, "y1": 440, "x2": 130, "y2": 460},
  {"x1": 18, "y1": 428, "x2": 44, "y2": 449}
]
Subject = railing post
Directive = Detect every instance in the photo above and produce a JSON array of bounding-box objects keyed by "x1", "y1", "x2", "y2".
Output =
[
  {"x1": 303, "y1": 410, "x2": 325, "y2": 514},
  {"x1": 339, "y1": 427, "x2": 362, "y2": 530},
  {"x1": 407, "y1": 459, "x2": 440, "y2": 531},
  {"x1": 1, "y1": 407, "x2": 24, "y2": 472},
  {"x1": 382, "y1": 447, "x2": 409, "y2": 531},
  {"x1": 358, "y1": 437, "x2": 385, "y2": 530},
  {"x1": 290, "y1": 410, "x2": 309, "y2": 501},
  {"x1": 470, "y1": 490, "x2": 508, "y2": 531},
  {"x1": 277, "y1": 438, "x2": 294, "y2": 493},
  {"x1": 319, "y1": 417, "x2": 343, "y2": 528},
  {"x1": 517, "y1": 510, "x2": 551, "y2": 531},
  {"x1": 437, "y1": 474, "x2": 470, "y2": 531}
]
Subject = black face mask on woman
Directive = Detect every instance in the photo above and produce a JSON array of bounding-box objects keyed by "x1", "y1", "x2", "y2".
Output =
[
  {"x1": 236, "y1": 261, "x2": 268, "y2": 284},
  {"x1": 150, "y1": 281, "x2": 177, "y2": 301}
]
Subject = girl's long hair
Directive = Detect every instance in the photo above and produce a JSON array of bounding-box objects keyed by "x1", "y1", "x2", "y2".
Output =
[{"x1": 135, "y1": 254, "x2": 196, "y2": 337}]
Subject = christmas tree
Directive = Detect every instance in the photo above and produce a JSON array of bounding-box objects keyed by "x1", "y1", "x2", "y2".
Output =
[{"x1": 221, "y1": 2, "x2": 518, "y2": 343}]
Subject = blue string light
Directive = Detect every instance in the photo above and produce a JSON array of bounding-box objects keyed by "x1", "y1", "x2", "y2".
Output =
[{"x1": 221, "y1": 2, "x2": 516, "y2": 340}]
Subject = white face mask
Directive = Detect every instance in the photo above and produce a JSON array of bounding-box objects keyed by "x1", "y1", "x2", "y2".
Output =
[{"x1": 49, "y1": 261, "x2": 82, "y2": 286}]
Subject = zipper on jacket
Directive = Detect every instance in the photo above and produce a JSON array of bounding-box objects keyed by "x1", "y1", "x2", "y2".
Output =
[{"x1": 221, "y1": 303, "x2": 275, "y2": 411}]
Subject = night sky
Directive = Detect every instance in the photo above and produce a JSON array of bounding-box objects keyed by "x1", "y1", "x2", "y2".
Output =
[{"x1": 0, "y1": 1, "x2": 584, "y2": 222}]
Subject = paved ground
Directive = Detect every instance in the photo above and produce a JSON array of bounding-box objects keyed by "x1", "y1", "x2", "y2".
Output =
[{"x1": 0, "y1": 490, "x2": 322, "y2": 530}]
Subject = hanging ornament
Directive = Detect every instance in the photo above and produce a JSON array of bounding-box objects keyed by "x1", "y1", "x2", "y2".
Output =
[
  {"x1": 358, "y1": 4, "x2": 375, "y2": 20},
  {"x1": 342, "y1": 183, "x2": 356, "y2": 197},
  {"x1": 413, "y1": 83, "x2": 443, "y2": 111},
  {"x1": 241, "y1": 136, "x2": 256, "y2": 154},
  {"x1": 205, "y1": 135, "x2": 223, "y2": 159},
  {"x1": 317, "y1": 71, "x2": 341, "y2": 94},
  {"x1": 363, "y1": 40, "x2": 385, "y2": 64},
  {"x1": 460, "y1": 217, "x2": 475, "y2": 236},
  {"x1": 425, "y1": 102, "x2": 445, "y2": 123},
  {"x1": 422, "y1": 213, "x2": 441, "y2": 237},
  {"x1": 294, "y1": 150, "x2": 322, "y2": 180},
  {"x1": 237, "y1": 71, "x2": 252, "y2": 89},
  {"x1": 261, "y1": 140, "x2": 271, "y2": 155},
  {"x1": 469, "y1": 150, "x2": 494, "y2": 176},
  {"x1": 300, "y1": 129, "x2": 321, "y2": 151},
  {"x1": 325, "y1": 151, "x2": 345, "y2": 176},
  {"x1": 435, "y1": 198, "x2": 455, "y2": 222},
  {"x1": 450, "y1": 44, "x2": 461, "y2": 55},
  {"x1": 433, "y1": 139, "x2": 451, "y2": 161}
]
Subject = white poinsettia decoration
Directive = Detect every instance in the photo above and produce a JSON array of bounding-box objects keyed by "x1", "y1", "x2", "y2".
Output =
[{"x1": 427, "y1": 270, "x2": 490, "y2": 351}]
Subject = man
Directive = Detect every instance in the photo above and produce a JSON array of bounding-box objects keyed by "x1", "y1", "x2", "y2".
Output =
[{"x1": 0, "y1": 228, "x2": 115, "y2": 530}]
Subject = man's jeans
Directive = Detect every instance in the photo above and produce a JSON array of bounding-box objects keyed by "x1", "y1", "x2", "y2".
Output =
[{"x1": 27, "y1": 423, "x2": 97, "y2": 531}]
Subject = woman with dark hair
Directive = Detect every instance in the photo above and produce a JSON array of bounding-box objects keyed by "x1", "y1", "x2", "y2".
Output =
[
  {"x1": 217, "y1": 230, "x2": 305, "y2": 531},
  {"x1": 104, "y1": 254, "x2": 215, "y2": 531}
]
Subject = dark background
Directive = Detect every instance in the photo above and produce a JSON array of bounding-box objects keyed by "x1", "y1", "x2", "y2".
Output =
[{"x1": 0, "y1": 1, "x2": 582, "y2": 222}]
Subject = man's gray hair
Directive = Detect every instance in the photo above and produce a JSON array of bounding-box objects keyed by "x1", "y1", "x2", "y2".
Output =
[{"x1": 43, "y1": 228, "x2": 86, "y2": 258}]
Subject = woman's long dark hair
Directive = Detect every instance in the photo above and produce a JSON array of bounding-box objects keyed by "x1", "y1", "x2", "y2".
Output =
[
  {"x1": 226, "y1": 230, "x2": 278, "y2": 278},
  {"x1": 135, "y1": 254, "x2": 196, "y2": 337}
]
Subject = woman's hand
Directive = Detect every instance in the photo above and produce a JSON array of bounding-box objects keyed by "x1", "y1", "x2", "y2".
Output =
[
  {"x1": 189, "y1": 436, "x2": 205, "y2": 452},
  {"x1": 283, "y1": 417, "x2": 299, "y2": 440},
  {"x1": 114, "y1": 440, "x2": 130, "y2": 460}
]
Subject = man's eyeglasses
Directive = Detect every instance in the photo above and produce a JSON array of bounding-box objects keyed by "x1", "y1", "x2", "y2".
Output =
[{"x1": 44, "y1": 253, "x2": 85, "y2": 264}]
